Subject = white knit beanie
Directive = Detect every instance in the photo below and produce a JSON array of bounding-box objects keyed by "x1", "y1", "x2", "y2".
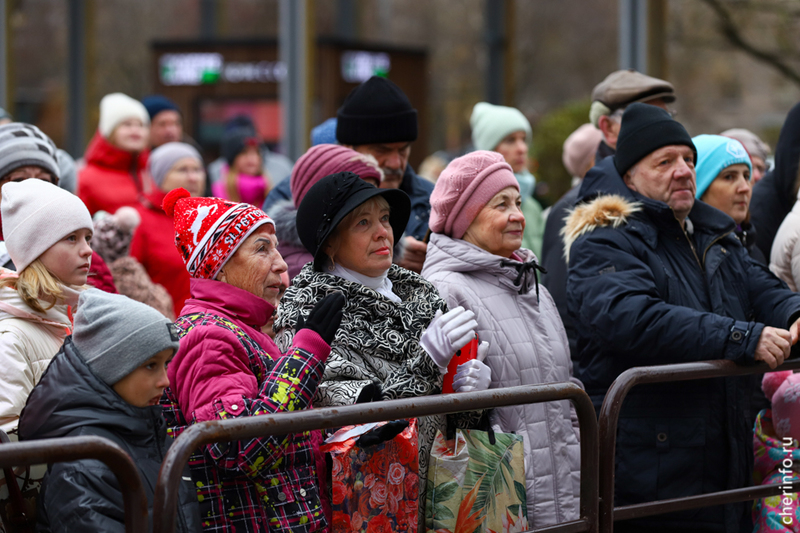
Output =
[
  {"x1": 1, "y1": 179, "x2": 93, "y2": 272},
  {"x1": 470, "y1": 102, "x2": 532, "y2": 151},
  {"x1": 98, "y1": 93, "x2": 150, "y2": 139}
]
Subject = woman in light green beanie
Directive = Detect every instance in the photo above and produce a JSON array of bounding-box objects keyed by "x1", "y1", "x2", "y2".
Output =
[{"x1": 470, "y1": 102, "x2": 544, "y2": 257}]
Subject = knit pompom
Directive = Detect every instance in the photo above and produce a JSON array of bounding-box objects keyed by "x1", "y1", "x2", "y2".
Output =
[
  {"x1": 763, "y1": 371, "x2": 792, "y2": 401},
  {"x1": 113, "y1": 206, "x2": 140, "y2": 231},
  {"x1": 162, "y1": 187, "x2": 190, "y2": 217}
]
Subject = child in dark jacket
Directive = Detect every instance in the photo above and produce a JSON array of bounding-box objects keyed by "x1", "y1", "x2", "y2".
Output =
[{"x1": 18, "y1": 289, "x2": 200, "y2": 532}]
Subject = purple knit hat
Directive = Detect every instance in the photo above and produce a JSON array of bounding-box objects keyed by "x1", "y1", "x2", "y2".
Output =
[
  {"x1": 290, "y1": 144, "x2": 383, "y2": 208},
  {"x1": 430, "y1": 150, "x2": 519, "y2": 239}
]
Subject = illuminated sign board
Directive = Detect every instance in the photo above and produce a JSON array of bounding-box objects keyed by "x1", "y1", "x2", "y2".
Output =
[
  {"x1": 159, "y1": 53, "x2": 287, "y2": 86},
  {"x1": 340, "y1": 51, "x2": 391, "y2": 83}
]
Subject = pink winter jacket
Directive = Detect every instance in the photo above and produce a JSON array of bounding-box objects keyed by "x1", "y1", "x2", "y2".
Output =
[
  {"x1": 163, "y1": 278, "x2": 332, "y2": 532},
  {"x1": 167, "y1": 278, "x2": 328, "y2": 416}
]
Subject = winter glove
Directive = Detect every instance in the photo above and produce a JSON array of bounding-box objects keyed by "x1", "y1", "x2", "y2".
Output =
[
  {"x1": 296, "y1": 292, "x2": 346, "y2": 345},
  {"x1": 419, "y1": 307, "x2": 478, "y2": 373},
  {"x1": 452, "y1": 341, "x2": 492, "y2": 392},
  {"x1": 356, "y1": 420, "x2": 409, "y2": 448},
  {"x1": 355, "y1": 381, "x2": 383, "y2": 404}
]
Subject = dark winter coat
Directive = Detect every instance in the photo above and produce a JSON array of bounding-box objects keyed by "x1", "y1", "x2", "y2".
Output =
[
  {"x1": 18, "y1": 337, "x2": 200, "y2": 533},
  {"x1": 541, "y1": 183, "x2": 582, "y2": 361},
  {"x1": 397, "y1": 164, "x2": 434, "y2": 241},
  {"x1": 564, "y1": 157, "x2": 800, "y2": 533},
  {"x1": 750, "y1": 101, "x2": 800, "y2": 260},
  {"x1": 736, "y1": 220, "x2": 766, "y2": 265}
]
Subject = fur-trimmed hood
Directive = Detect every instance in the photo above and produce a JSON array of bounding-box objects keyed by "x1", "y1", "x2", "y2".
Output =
[{"x1": 562, "y1": 194, "x2": 640, "y2": 261}]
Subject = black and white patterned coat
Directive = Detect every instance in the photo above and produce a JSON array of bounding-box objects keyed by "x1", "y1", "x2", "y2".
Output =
[{"x1": 275, "y1": 263, "x2": 480, "y2": 513}]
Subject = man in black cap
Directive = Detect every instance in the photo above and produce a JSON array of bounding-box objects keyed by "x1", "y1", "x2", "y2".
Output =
[
  {"x1": 564, "y1": 103, "x2": 800, "y2": 533},
  {"x1": 336, "y1": 76, "x2": 434, "y2": 273},
  {"x1": 541, "y1": 69, "x2": 677, "y2": 361}
]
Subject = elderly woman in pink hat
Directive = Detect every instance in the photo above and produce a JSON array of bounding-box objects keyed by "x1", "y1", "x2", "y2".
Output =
[
  {"x1": 268, "y1": 144, "x2": 383, "y2": 279},
  {"x1": 421, "y1": 150, "x2": 582, "y2": 529}
]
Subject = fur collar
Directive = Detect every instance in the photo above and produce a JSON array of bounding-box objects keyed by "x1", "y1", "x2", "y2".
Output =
[{"x1": 562, "y1": 194, "x2": 641, "y2": 261}]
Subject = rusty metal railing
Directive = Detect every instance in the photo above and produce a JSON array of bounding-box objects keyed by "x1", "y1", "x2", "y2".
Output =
[
  {"x1": 154, "y1": 383, "x2": 598, "y2": 533},
  {"x1": 0, "y1": 435, "x2": 149, "y2": 532},
  {"x1": 598, "y1": 358, "x2": 800, "y2": 532}
]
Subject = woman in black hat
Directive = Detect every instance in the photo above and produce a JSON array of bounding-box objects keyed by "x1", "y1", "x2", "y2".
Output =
[{"x1": 273, "y1": 171, "x2": 481, "y2": 499}]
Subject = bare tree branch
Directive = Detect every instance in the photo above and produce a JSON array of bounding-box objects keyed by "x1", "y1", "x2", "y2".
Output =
[{"x1": 699, "y1": 0, "x2": 800, "y2": 87}]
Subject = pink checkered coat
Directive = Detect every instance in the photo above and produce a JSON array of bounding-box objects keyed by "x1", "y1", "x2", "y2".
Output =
[{"x1": 161, "y1": 278, "x2": 331, "y2": 533}]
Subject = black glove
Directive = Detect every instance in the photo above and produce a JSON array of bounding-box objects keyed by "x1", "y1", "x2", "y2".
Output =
[
  {"x1": 355, "y1": 381, "x2": 383, "y2": 404},
  {"x1": 356, "y1": 420, "x2": 409, "y2": 448},
  {"x1": 297, "y1": 292, "x2": 345, "y2": 345}
]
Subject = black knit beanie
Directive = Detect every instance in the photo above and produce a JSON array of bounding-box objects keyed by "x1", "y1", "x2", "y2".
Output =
[
  {"x1": 221, "y1": 127, "x2": 259, "y2": 166},
  {"x1": 614, "y1": 102, "x2": 696, "y2": 177},
  {"x1": 336, "y1": 76, "x2": 418, "y2": 145}
]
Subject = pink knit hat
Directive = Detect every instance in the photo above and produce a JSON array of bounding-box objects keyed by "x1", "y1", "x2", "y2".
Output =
[
  {"x1": 429, "y1": 150, "x2": 518, "y2": 239},
  {"x1": 290, "y1": 144, "x2": 383, "y2": 208},
  {"x1": 563, "y1": 123, "x2": 603, "y2": 178},
  {"x1": 763, "y1": 371, "x2": 800, "y2": 441}
]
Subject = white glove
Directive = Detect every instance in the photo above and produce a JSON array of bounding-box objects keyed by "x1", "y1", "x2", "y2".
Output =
[
  {"x1": 453, "y1": 341, "x2": 491, "y2": 392},
  {"x1": 420, "y1": 307, "x2": 478, "y2": 373}
]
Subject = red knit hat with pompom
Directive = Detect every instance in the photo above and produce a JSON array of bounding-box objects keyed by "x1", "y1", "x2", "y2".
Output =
[{"x1": 162, "y1": 188, "x2": 274, "y2": 279}]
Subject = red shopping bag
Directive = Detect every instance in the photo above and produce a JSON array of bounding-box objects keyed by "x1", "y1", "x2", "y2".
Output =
[{"x1": 320, "y1": 419, "x2": 419, "y2": 533}]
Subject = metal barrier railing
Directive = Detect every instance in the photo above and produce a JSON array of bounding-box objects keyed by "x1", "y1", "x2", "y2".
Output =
[
  {"x1": 598, "y1": 358, "x2": 800, "y2": 532},
  {"x1": 153, "y1": 383, "x2": 599, "y2": 533},
  {"x1": 0, "y1": 435, "x2": 149, "y2": 533}
]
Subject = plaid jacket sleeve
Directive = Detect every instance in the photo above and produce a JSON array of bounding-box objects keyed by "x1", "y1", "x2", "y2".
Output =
[{"x1": 190, "y1": 329, "x2": 331, "y2": 480}]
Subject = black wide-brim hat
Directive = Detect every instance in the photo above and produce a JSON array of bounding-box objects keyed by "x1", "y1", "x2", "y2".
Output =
[{"x1": 296, "y1": 171, "x2": 411, "y2": 271}]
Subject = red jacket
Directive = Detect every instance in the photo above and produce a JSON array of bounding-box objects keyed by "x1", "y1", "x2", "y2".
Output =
[
  {"x1": 77, "y1": 132, "x2": 150, "y2": 216},
  {"x1": 130, "y1": 188, "x2": 190, "y2": 316}
]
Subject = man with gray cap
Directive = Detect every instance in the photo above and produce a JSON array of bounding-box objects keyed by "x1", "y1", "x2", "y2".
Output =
[
  {"x1": 541, "y1": 70, "x2": 676, "y2": 360},
  {"x1": 564, "y1": 103, "x2": 800, "y2": 533},
  {"x1": 589, "y1": 68, "x2": 676, "y2": 160},
  {"x1": 19, "y1": 289, "x2": 200, "y2": 532}
]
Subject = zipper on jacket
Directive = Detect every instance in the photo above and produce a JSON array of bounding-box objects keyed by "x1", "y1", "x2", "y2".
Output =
[
  {"x1": 702, "y1": 232, "x2": 732, "y2": 267},
  {"x1": 680, "y1": 224, "x2": 703, "y2": 269},
  {"x1": 679, "y1": 218, "x2": 730, "y2": 270}
]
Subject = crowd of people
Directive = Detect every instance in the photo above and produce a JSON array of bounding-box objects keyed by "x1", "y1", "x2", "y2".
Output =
[{"x1": 0, "y1": 67, "x2": 795, "y2": 533}]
